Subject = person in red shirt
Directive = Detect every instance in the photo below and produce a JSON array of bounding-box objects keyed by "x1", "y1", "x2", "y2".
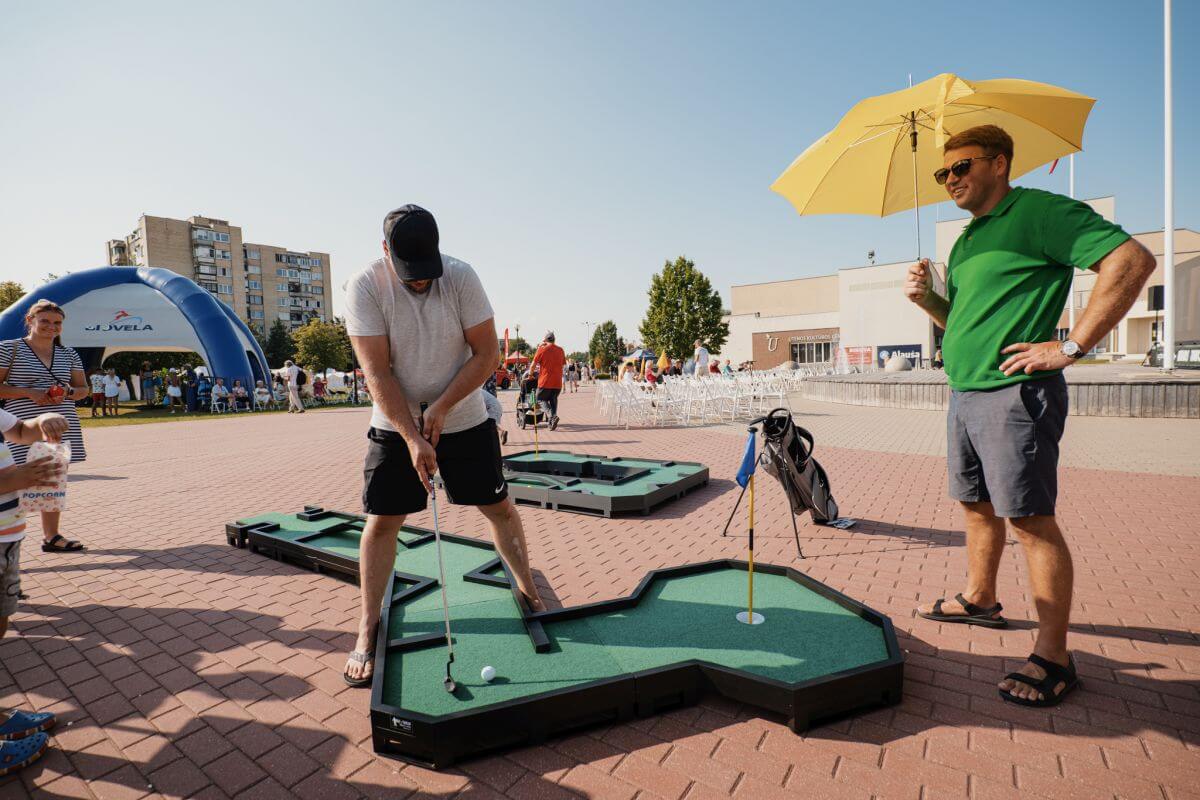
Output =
[{"x1": 530, "y1": 331, "x2": 565, "y2": 430}]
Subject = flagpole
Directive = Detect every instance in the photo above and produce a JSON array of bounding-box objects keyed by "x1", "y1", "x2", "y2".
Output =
[
  {"x1": 1068, "y1": 155, "x2": 1076, "y2": 332},
  {"x1": 736, "y1": 426, "x2": 764, "y2": 625},
  {"x1": 748, "y1": 473, "x2": 755, "y2": 618},
  {"x1": 1163, "y1": 0, "x2": 1175, "y2": 371}
]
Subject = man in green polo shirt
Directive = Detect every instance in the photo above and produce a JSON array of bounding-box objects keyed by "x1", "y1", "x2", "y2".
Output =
[{"x1": 904, "y1": 125, "x2": 1156, "y2": 707}]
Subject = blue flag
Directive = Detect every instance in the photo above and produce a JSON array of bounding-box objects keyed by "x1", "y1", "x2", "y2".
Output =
[{"x1": 735, "y1": 428, "x2": 757, "y2": 489}]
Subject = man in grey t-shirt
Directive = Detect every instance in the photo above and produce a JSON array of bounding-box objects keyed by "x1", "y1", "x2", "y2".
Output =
[{"x1": 341, "y1": 205, "x2": 544, "y2": 687}]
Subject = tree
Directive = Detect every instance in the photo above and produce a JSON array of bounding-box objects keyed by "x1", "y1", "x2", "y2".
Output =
[
  {"x1": 507, "y1": 336, "x2": 531, "y2": 356},
  {"x1": 638, "y1": 256, "x2": 728, "y2": 361},
  {"x1": 567, "y1": 351, "x2": 587, "y2": 364},
  {"x1": 588, "y1": 321, "x2": 622, "y2": 371},
  {"x1": 263, "y1": 319, "x2": 297, "y2": 367},
  {"x1": 0, "y1": 282, "x2": 24, "y2": 314},
  {"x1": 293, "y1": 318, "x2": 351, "y2": 372}
]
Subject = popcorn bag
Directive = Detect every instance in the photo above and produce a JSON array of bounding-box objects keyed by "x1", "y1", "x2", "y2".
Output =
[{"x1": 20, "y1": 441, "x2": 71, "y2": 514}]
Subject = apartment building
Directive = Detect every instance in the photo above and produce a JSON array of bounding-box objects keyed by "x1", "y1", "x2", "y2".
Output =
[{"x1": 107, "y1": 215, "x2": 331, "y2": 333}]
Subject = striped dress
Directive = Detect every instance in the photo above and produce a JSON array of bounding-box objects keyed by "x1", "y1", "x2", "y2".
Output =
[{"x1": 1, "y1": 340, "x2": 86, "y2": 465}]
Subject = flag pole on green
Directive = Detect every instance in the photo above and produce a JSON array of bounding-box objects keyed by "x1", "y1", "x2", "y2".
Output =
[{"x1": 735, "y1": 426, "x2": 764, "y2": 625}]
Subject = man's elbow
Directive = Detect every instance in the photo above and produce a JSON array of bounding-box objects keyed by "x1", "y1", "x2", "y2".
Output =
[{"x1": 1135, "y1": 242, "x2": 1158, "y2": 282}]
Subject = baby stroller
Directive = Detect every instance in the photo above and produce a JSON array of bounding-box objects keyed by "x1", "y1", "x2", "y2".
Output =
[{"x1": 514, "y1": 375, "x2": 546, "y2": 430}]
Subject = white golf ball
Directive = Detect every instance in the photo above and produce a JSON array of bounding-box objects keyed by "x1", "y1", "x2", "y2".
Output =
[{"x1": 481, "y1": 665, "x2": 496, "y2": 683}]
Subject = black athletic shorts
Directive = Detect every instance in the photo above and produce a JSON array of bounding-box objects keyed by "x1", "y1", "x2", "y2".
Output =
[{"x1": 362, "y1": 419, "x2": 508, "y2": 516}]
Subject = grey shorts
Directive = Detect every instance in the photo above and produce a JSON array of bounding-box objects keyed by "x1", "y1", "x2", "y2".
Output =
[
  {"x1": 948, "y1": 373, "x2": 1068, "y2": 518},
  {"x1": 0, "y1": 540, "x2": 22, "y2": 617}
]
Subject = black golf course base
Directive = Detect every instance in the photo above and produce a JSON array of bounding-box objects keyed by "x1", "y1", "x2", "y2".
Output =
[
  {"x1": 501, "y1": 450, "x2": 710, "y2": 517},
  {"x1": 226, "y1": 507, "x2": 904, "y2": 770}
]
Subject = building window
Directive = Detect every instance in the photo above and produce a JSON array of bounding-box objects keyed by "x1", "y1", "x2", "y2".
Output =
[
  {"x1": 278, "y1": 312, "x2": 290, "y2": 321},
  {"x1": 248, "y1": 295, "x2": 263, "y2": 305},
  {"x1": 216, "y1": 232, "x2": 230, "y2": 243},
  {"x1": 214, "y1": 249, "x2": 231, "y2": 260},
  {"x1": 278, "y1": 298, "x2": 289, "y2": 307},
  {"x1": 192, "y1": 229, "x2": 214, "y2": 242},
  {"x1": 196, "y1": 264, "x2": 217, "y2": 276},
  {"x1": 250, "y1": 309, "x2": 265, "y2": 320},
  {"x1": 790, "y1": 341, "x2": 832, "y2": 364},
  {"x1": 246, "y1": 264, "x2": 261, "y2": 274},
  {"x1": 200, "y1": 281, "x2": 218, "y2": 293},
  {"x1": 312, "y1": 269, "x2": 323, "y2": 279},
  {"x1": 218, "y1": 267, "x2": 231, "y2": 277},
  {"x1": 216, "y1": 285, "x2": 233, "y2": 295},
  {"x1": 246, "y1": 280, "x2": 261, "y2": 290},
  {"x1": 244, "y1": 248, "x2": 260, "y2": 260}
]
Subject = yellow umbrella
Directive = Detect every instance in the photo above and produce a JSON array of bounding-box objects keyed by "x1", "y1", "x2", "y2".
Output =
[
  {"x1": 657, "y1": 352, "x2": 671, "y2": 371},
  {"x1": 770, "y1": 73, "x2": 1095, "y2": 255}
]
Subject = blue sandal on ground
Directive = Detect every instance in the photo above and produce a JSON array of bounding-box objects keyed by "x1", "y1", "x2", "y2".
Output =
[
  {"x1": 0, "y1": 733, "x2": 49, "y2": 776},
  {"x1": 999, "y1": 653, "x2": 1080, "y2": 708},
  {"x1": 0, "y1": 710, "x2": 56, "y2": 741}
]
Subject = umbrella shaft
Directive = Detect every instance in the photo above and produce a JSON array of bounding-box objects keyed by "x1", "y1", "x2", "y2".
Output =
[{"x1": 910, "y1": 119, "x2": 922, "y2": 260}]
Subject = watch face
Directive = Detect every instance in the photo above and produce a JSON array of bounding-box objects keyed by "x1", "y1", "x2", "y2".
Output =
[{"x1": 1062, "y1": 340, "x2": 1081, "y2": 357}]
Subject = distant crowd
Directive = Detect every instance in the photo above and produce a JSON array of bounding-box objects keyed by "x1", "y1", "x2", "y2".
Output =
[{"x1": 85, "y1": 361, "x2": 370, "y2": 416}]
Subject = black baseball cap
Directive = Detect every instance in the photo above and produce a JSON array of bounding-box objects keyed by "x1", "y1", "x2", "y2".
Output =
[{"x1": 383, "y1": 205, "x2": 443, "y2": 281}]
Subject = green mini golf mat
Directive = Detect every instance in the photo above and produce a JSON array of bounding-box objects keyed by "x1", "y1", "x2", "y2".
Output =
[
  {"x1": 227, "y1": 507, "x2": 903, "y2": 769},
  {"x1": 501, "y1": 450, "x2": 709, "y2": 516}
]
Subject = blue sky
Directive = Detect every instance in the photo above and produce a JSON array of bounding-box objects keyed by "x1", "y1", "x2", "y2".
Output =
[{"x1": 1, "y1": 0, "x2": 1194, "y2": 353}]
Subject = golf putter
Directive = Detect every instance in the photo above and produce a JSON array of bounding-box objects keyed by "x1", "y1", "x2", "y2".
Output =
[{"x1": 420, "y1": 402, "x2": 457, "y2": 694}]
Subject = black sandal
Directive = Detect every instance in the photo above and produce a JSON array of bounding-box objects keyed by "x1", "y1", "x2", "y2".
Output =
[
  {"x1": 343, "y1": 622, "x2": 379, "y2": 688},
  {"x1": 917, "y1": 593, "x2": 1007, "y2": 628},
  {"x1": 999, "y1": 653, "x2": 1080, "y2": 708},
  {"x1": 41, "y1": 535, "x2": 85, "y2": 553}
]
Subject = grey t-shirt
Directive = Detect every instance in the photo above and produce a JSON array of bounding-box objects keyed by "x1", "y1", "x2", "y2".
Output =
[{"x1": 344, "y1": 255, "x2": 493, "y2": 435}]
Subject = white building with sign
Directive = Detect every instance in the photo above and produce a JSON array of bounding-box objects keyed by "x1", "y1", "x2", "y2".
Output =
[{"x1": 721, "y1": 196, "x2": 1197, "y2": 369}]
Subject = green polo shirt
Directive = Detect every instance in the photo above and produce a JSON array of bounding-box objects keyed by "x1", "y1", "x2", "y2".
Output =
[{"x1": 942, "y1": 187, "x2": 1130, "y2": 391}]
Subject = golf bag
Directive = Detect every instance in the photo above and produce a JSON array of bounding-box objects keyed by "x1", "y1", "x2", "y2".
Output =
[{"x1": 758, "y1": 407, "x2": 840, "y2": 526}]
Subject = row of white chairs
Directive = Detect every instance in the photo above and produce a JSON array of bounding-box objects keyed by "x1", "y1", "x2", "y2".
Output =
[{"x1": 595, "y1": 372, "x2": 811, "y2": 428}]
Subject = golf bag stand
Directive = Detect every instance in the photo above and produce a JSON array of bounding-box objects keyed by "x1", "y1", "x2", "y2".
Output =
[{"x1": 758, "y1": 407, "x2": 854, "y2": 557}]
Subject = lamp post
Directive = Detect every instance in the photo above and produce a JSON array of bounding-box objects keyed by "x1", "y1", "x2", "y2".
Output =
[{"x1": 1163, "y1": 0, "x2": 1175, "y2": 371}]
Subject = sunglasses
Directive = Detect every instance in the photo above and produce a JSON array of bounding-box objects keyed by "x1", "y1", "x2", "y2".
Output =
[{"x1": 934, "y1": 154, "x2": 999, "y2": 185}]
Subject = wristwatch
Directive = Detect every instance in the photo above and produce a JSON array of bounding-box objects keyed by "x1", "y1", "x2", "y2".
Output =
[{"x1": 1060, "y1": 340, "x2": 1084, "y2": 359}]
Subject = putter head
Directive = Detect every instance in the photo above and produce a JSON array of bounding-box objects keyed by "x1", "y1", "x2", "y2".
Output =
[{"x1": 443, "y1": 677, "x2": 457, "y2": 693}]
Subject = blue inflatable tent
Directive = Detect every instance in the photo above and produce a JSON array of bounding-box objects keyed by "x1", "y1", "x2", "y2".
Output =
[{"x1": 0, "y1": 267, "x2": 271, "y2": 391}]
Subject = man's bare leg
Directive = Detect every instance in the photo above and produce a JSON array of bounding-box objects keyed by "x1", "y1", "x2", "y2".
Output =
[
  {"x1": 999, "y1": 514, "x2": 1074, "y2": 702},
  {"x1": 477, "y1": 498, "x2": 545, "y2": 611},
  {"x1": 918, "y1": 500, "x2": 1006, "y2": 618},
  {"x1": 345, "y1": 513, "x2": 405, "y2": 681}
]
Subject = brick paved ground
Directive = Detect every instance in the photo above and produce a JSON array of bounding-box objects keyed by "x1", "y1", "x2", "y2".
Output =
[{"x1": 2, "y1": 386, "x2": 1197, "y2": 799}]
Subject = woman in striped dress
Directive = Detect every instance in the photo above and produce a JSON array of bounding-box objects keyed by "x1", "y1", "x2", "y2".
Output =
[{"x1": 0, "y1": 300, "x2": 89, "y2": 552}]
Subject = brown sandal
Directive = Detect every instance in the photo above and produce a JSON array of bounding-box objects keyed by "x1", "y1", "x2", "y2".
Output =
[{"x1": 917, "y1": 593, "x2": 1007, "y2": 628}]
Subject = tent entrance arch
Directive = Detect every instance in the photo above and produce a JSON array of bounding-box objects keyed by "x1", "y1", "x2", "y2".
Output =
[{"x1": 0, "y1": 267, "x2": 271, "y2": 392}]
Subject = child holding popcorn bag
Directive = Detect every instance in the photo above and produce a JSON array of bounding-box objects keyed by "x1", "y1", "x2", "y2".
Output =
[{"x1": 0, "y1": 406, "x2": 68, "y2": 773}]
